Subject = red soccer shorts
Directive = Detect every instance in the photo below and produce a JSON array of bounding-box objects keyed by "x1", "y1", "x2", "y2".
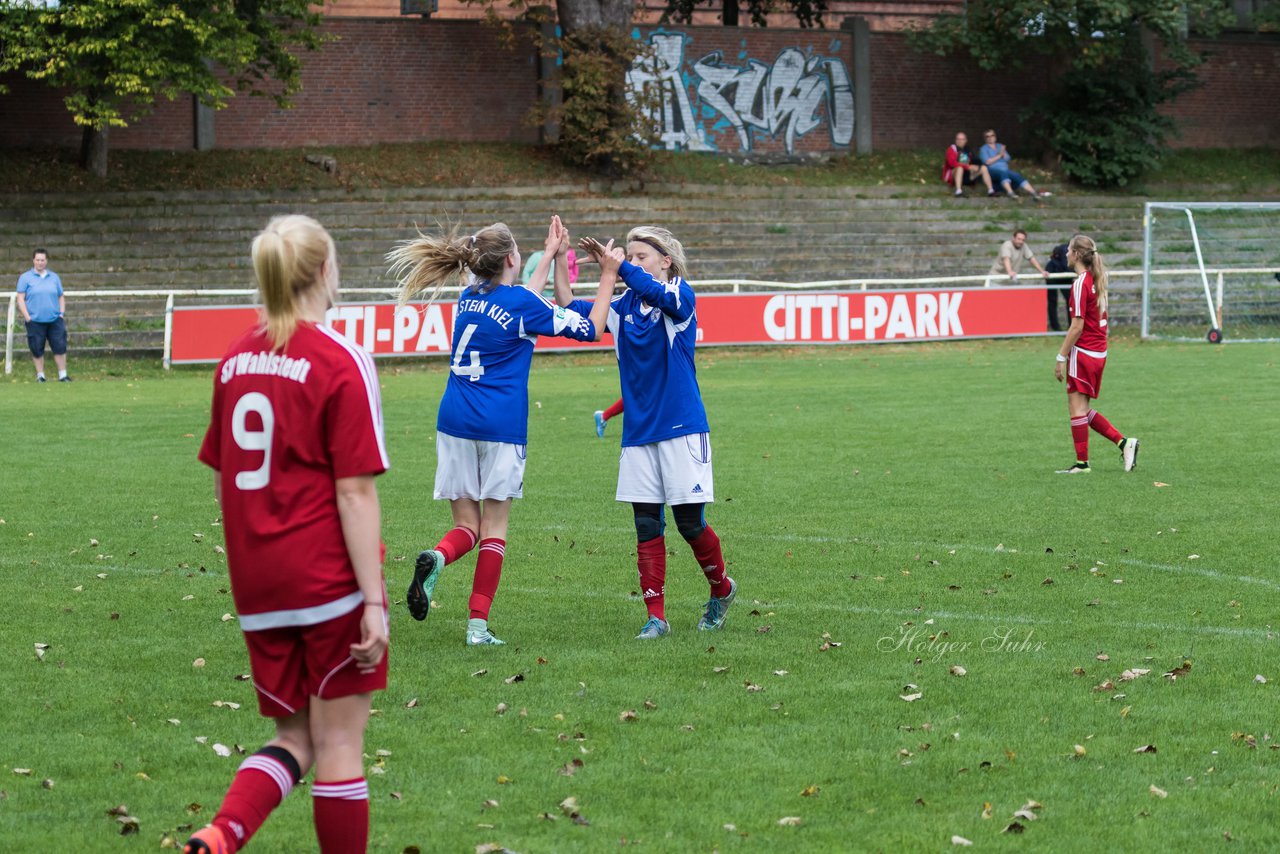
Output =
[
  {"x1": 1067, "y1": 348, "x2": 1106, "y2": 399},
  {"x1": 242, "y1": 603, "x2": 388, "y2": 718}
]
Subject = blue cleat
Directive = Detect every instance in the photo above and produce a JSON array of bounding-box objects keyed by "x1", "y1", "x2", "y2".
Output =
[
  {"x1": 635, "y1": 616, "x2": 670, "y2": 640},
  {"x1": 594, "y1": 410, "x2": 607, "y2": 438},
  {"x1": 697, "y1": 577, "x2": 737, "y2": 630},
  {"x1": 407, "y1": 549, "x2": 444, "y2": 621}
]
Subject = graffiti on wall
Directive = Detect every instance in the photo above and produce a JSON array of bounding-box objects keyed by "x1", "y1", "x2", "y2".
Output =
[{"x1": 626, "y1": 31, "x2": 854, "y2": 154}]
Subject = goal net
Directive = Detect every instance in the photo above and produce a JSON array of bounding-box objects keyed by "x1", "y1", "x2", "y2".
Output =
[{"x1": 1142, "y1": 202, "x2": 1280, "y2": 342}]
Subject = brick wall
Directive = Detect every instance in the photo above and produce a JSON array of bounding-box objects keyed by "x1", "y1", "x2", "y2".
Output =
[
  {"x1": 1157, "y1": 36, "x2": 1280, "y2": 148},
  {"x1": 0, "y1": 19, "x2": 541, "y2": 150},
  {"x1": 0, "y1": 19, "x2": 1275, "y2": 153},
  {"x1": 632, "y1": 26, "x2": 857, "y2": 155},
  {"x1": 866, "y1": 31, "x2": 1049, "y2": 153}
]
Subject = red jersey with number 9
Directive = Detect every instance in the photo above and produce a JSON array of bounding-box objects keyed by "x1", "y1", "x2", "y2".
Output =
[
  {"x1": 198, "y1": 322, "x2": 389, "y2": 624},
  {"x1": 1069, "y1": 270, "x2": 1109, "y2": 354}
]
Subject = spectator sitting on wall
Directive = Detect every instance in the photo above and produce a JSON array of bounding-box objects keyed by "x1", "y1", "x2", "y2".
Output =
[
  {"x1": 943, "y1": 132, "x2": 996, "y2": 197},
  {"x1": 979, "y1": 129, "x2": 1051, "y2": 199},
  {"x1": 523, "y1": 248, "x2": 579, "y2": 295},
  {"x1": 987, "y1": 229, "x2": 1051, "y2": 287}
]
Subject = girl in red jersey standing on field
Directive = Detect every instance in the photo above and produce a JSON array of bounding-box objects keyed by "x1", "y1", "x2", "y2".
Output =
[
  {"x1": 1054, "y1": 234, "x2": 1140, "y2": 474},
  {"x1": 187, "y1": 215, "x2": 390, "y2": 854}
]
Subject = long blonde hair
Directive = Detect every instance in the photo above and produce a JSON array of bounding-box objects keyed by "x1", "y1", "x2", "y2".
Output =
[
  {"x1": 1069, "y1": 234, "x2": 1109, "y2": 316},
  {"x1": 626, "y1": 225, "x2": 688, "y2": 281},
  {"x1": 251, "y1": 215, "x2": 335, "y2": 350},
  {"x1": 387, "y1": 223, "x2": 516, "y2": 303}
]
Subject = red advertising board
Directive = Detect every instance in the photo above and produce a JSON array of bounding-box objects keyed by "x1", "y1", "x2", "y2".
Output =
[{"x1": 170, "y1": 286, "x2": 1052, "y2": 363}]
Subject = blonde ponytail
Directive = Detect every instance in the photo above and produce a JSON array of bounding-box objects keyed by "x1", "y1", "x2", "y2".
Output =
[
  {"x1": 1069, "y1": 234, "x2": 1109, "y2": 317},
  {"x1": 251, "y1": 215, "x2": 335, "y2": 350},
  {"x1": 388, "y1": 223, "x2": 516, "y2": 303}
]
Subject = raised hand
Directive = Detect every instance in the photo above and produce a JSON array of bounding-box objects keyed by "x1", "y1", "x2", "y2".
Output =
[
  {"x1": 557, "y1": 221, "x2": 572, "y2": 258},
  {"x1": 545, "y1": 214, "x2": 565, "y2": 254},
  {"x1": 577, "y1": 235, "x2": 607, "y2": 262}
]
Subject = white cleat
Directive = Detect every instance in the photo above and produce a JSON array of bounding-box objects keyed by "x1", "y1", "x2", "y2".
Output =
[
  {"x1": 1121, "y1": 437, "x2": 1140, "y2": 472},
  {"x1": 465, "y1": 618, "x2": 506, "y2": 646}
]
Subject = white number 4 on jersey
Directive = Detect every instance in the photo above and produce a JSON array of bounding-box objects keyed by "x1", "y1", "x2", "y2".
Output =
[{"x1": 451, "y1": 323, "x2": 485, "y2": 382}]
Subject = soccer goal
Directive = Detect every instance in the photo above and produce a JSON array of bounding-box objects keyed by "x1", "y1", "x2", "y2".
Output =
[{"x1": 1142, "y1": 202, "x2": 1280, "y2": 342}]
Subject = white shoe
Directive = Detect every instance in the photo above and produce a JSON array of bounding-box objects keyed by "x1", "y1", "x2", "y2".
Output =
[
  {"x1": 1121, "y1": 438, "x2": 1140, "y2": 472},
  {"x1": 466, "y1": 618, "x2": 506, "y2": 646}
]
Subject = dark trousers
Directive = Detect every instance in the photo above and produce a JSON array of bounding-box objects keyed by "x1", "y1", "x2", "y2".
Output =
[{"x1": 1047, "y1": 286, "x2": 1069, "y2": 332}]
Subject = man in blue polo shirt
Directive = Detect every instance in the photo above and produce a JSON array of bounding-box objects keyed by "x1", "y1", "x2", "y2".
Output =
[{"x1": 16, "y1": 247, "x2": 71, "y2": 382}]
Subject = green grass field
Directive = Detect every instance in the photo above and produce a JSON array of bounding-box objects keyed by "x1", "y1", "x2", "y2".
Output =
[{"x1": 2, "y1": 338, "x2": 1278, "y2": 852}]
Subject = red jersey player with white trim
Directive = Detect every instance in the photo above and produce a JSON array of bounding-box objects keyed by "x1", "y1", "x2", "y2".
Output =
[
  {"x1": 188, "y1": 215, "x2": 390, "y2": 854},
  {"x1": 1054, "y1": 234, "x2": 1140, "y2": 474}
]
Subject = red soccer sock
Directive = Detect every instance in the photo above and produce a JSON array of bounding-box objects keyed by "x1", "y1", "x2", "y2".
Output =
[
  {"x1": 211, "y1": 747, "x2": 300, "y2": 852},
  {"x1": 690, "y1": 526, "x2": 731, "y2": 599},
  {"x1": 603, "y1": 398, "x2": 625, "y2": 421},
  {"x1": 1087, "y1": 409, "x2": 1124, "y2": 445},
  {"x1": 637, "y1": 536, "x2": 667, "y2": 621},
  {"x1": 312, "y1": 778, "x2": 369, "y2": 854},
  {"x1": 435, "y1": 526, "x2": 478, "y2": 566},
  {"x1": 1070, "y1": 415, "x2": 1090, "y2": 462},
  {"x1": 468, "y1": 538, "x2": 506, "y2": 620}
]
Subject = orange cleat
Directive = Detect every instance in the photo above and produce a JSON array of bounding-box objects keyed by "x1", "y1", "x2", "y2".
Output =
[{"x1": 183, "y1": 824, "x2": 230, "y2": 854}]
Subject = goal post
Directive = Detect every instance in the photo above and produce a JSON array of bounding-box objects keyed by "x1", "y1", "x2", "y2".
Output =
[{"x1": 1142, "y1": 201, "x2": 1280, "y2": 342}]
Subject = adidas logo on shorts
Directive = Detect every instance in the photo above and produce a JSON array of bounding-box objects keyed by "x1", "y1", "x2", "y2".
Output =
[{"x1": 691, "y1": 484, "x2": 703, "y2": 494}]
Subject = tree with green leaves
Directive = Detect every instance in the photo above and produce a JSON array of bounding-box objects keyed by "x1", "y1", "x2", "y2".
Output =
[
  {"x1": 908, "y1": 0, "x2": 1237, "y2": 187},
  {"x1": 0, "y1": 0, "x2": 326, "y2": 176}
]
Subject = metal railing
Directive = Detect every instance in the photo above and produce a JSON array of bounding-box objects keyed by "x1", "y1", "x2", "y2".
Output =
[{"x1": 5, "y1": 267, "x2": 1277, "y2": 374}]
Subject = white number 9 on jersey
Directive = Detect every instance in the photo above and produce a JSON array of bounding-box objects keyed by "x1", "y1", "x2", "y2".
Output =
[{"x1": 231, "y1": 392, "x2": 274, "y2": 490}]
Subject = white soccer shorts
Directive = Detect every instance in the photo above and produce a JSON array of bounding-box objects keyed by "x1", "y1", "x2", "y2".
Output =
[
  {"x1": 616, "y1": 433, "x2": 714, "y2": 505},
  {"x1": 434, "y1": 431, "x2": 526, "y2": 501}
]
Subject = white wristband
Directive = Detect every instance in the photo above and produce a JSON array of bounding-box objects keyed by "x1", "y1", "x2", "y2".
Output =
[{"x1": 1056, "y1": 354, "x2": 1067, "y2": 363}]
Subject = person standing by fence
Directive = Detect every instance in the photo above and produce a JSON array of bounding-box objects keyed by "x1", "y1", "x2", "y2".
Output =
[{"x1": 16, "y1": 248, "x2": 71, "y2": 382}]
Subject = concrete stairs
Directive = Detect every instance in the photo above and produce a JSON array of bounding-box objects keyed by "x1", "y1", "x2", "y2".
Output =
[{"x1": 3, "y1": 185, "x2": 1275, "y2": 355}]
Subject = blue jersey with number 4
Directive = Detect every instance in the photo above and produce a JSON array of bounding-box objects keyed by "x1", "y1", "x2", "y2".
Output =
[
  {"x1": 570, "y1": 261, "x2": 709, "y2": 447},
  {"x1": 438, "y1": 283, "x2": 596, "y2": 444}
]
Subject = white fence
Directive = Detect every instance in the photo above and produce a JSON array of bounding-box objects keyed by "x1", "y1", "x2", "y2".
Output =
[{"x1": 5, "y1": 267, "x2": 1276, "y2": 374}]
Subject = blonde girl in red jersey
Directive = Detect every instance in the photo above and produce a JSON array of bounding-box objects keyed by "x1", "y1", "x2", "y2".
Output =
[
  {"x1": 1054, "y1": 234, "x2": 1140, "y2": 474},
  {"x1": 187, "y1": 215, "x2": 389, "y2": 854}
]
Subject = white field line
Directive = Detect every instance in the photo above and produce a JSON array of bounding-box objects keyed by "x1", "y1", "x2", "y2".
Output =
[{"x1": 535, "y1": 523, "x2": 1280, "y2": 593}]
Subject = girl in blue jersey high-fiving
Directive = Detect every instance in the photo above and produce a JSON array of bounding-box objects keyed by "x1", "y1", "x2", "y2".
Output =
[
  {"x1": 565, "y1": 227, "x2": 737, "y2": 640},
  {"x1": 388, "y1": 217, "x2": 617, "y2": 646}
]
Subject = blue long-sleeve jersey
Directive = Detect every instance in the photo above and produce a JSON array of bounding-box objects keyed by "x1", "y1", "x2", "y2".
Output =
[
  {"x1": 439, "y1": 283, "x2": 596, "y2": 444},
  {"x1": 570, "y1": 260, "x2": 709, "y2": 447}
]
